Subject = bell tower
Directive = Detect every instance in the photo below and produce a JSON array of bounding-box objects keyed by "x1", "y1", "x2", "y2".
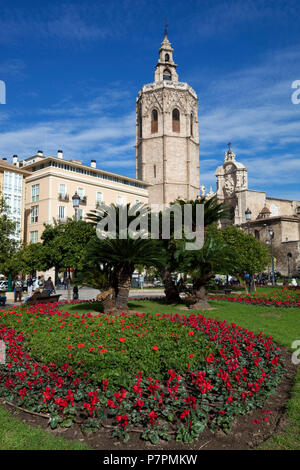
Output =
[{"x1": 136, "y1": 29, "x2": 200, "y2": 206}]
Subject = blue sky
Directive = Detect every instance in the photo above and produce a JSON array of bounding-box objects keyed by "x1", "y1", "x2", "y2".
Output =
[{"x1": 0, "y1": 0, "x2": 299, "y2": 200}]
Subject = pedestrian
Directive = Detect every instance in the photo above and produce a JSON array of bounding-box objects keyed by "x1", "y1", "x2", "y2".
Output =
[
  {"x1": 244, "y1": 273, "x2": 251, "y2": 293},
  {"x1": 139, "y1": 274, "x2": 144, "y2": 289},
  {"x1": 27, "y1": 275, "x2": 33, "y2": 297},
  {"x1": 73, "y1": 285, "x2": 79, "y2": 300},
  {"x1": 44, "y1": 277, "x2": 55, "y2": 296},
  {"x1": 13, "y1": 275, "x2": 23, "y2": 303}
]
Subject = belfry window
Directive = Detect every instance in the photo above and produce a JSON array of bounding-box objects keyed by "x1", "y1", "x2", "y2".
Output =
[
  {"x1": 151, "y1": 109, "x2": 158, "y2": 133},
  {"x1": 163, "y1": 69, "x2": 171, "y2": 80},
  {"x1": 165, "y1": 53, "x2": 170, "y2": 62},
  {"x1": 172, "y1": 108, "x2": 180, "y2": 132}
]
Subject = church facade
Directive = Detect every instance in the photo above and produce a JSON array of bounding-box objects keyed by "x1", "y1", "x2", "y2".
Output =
[
  {"x1": 136, "y1": 30, "x2": 200, "y2": 206},
  {"x1": 216, "y1": 145, "x2": 300, "y2": 277}
]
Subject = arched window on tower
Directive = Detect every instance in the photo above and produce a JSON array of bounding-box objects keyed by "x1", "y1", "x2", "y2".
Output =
[
  {"x1": 151, "y1": 109, "x2": 158, "y2": 133},
  {"x1": 190, "y1": 113, "x2": 193, "y2": 136},
  {"x1": 165, "y1": 53, "x2": 170, "y2": 62},
  {"x1": 172, "y1": 108, "x2": 180, "y2": 132},
  {"x1": 163, "y1": 69, "x2": 172, "y2": 80}
]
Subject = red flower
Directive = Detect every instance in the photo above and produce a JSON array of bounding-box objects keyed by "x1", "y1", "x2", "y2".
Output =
[
  {"x1": 152, "y1": 346, "x2": 159, "y2": 351},
  {"x1": 149, "y1": 410, "x2": 158, "y2": 424}
]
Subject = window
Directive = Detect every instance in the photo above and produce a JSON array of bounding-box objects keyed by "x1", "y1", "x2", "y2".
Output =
[
  {"x1": 30, "y1": 231, "x2": 38, "y2": 243},
  {"x1": 154, "y1": 165, "x2": 156, "y2": 178},
  {"x1": 77, "y1": 187, "x2": 84, "y2": 200},
  {"x1": 254, "y1": 230, "x2": 260, "y2": 240},
  {"x1": 96, "y1": 192, "x2": 103, "y2": 204},
  {"x1": 59, "y1": 183, "x2": 66, "y2": 197},
  {"x1": 151, "y1": 109, "x2": 158, "y2": 133},
  {"x1": 58, "y1": 206, "x2": 65, "y2": 220},
  {"x1": 78, "y1": 209, "x2": 83, "y2": 220},
  {"x1": 30, "y1": 205, "x2": 39, "y2": 223},
  {"x1": 138, "y1": 112, "x2": 142, "y2": 138},
  {"x1": 190, "y1": 113, "x2": 193, "y2": 136},
  {"x1": 31, "y1": 184, "x2": 39, "y2": 202},
  {"x1": 163, "y1": 69, "x2": 171, "y2": 80},
  {"x1": 117, "y1": 195, "x2": 124, "y2": 206},
  {"x1": 172, "y1": 108, "x2": 180, "y2": 132},
  {"x1": 165, "y1": 53, "x2": 170, "y2": 62}
]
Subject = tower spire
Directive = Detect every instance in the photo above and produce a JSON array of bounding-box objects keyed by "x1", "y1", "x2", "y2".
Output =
[
  {"x1": 164, "y1": 19, "x2": 168, "y2": 38},
  {"x1": 154, "y1": 29, "x2": 178, "y2": 82}
]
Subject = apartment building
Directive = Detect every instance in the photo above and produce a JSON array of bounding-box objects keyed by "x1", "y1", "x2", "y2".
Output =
[
  {"x1": 16, "y1": 150, "x2": 149, "y2": 243},
  {"x1": 0, "y1": 158, "x2": 31, "y2": 244}
]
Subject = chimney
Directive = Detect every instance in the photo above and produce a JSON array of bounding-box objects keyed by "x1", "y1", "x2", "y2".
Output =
[
  {"x1": 57, "y1": 150, "x2": 63, "y2": 159},
  {"x1": 37, "y1": 150, "x2": 43, "y2": 157},
  {"x1": 91, "y1": 160, "x2": 96, "y2": 168},
  {"x1": 13, "y1": 155, "x2": 19, "y2": 166}
]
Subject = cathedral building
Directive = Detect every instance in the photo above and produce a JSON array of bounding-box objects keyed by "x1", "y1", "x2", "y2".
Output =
[
  {"x1": 216, "y1": 145, "x2": 300, "y2": 277},
  {"x1": 136, "y1": 29, "x2": 200, "y2": 206}
]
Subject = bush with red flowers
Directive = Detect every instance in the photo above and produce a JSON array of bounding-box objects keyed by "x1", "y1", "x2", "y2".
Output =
[
  {"x1": 209, "y1": 287, "x2": 300, "y2": 308},
  {"x1": 0, "y1": 304, "x2": 284, "y2": 444}
]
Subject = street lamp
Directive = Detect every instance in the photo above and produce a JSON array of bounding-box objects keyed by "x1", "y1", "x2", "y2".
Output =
[
  {"x1": 72, "y1": 191, "x2": 80, "y2": 221},
  {"x1": 287, "y1": 252, "x2": 292, "y2": 279},
  {"x1": 266, "y1": 228, "x2": 275, "y2": 285},
  {"x1": 245, "y1": 208, "x2": 252, "y2": 234}
]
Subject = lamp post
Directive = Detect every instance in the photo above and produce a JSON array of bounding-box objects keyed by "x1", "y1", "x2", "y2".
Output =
[
  {"x1": 245, "y1": 208, "x2": 251, "y2": 234},
  {"x1": 72, "y1": 191, "x2": 80, "y2": 222},
  {"x1": 67, "y1": 192, "x2": 81, "y2": 300},
  {"x1": 287, "y1": 252, "x2": 292, "y2": 279},
  {"x1": 266, "y1": 228, "x2": 275, "y2": 285}
]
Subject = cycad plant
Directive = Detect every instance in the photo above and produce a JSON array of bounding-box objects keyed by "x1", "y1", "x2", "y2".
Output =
[{"x1": 86, "y1": 203, "x2": 164, "y2": 313}]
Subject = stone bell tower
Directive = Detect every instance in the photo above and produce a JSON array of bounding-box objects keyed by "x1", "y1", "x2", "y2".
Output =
[{"x1": 136, "y1": 28, "x2": 200, "y2": 206}]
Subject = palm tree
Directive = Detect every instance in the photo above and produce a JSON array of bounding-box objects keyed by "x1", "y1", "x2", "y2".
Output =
[
  {"x1": 181, "y1": 227, "x2": 234, "y2": 309},
  {"x1": 85, "y1": 203, "x2": 164, "y2": 313},
  {"x1": 159, "y1": 196, "x2": 231, "y2": 303}
]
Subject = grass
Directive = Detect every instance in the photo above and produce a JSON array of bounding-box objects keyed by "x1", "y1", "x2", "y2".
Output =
[{"x1": 0, "y1": 405, "x2": 89, "y2": 450}]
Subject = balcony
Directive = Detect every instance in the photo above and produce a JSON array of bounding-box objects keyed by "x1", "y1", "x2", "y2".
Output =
[
  {"x1": 79, "y1": 196, "x2": 87, "y2": 206},
  {"x1": 58, "y1": 193, "x2": 69, "y2": 202}
]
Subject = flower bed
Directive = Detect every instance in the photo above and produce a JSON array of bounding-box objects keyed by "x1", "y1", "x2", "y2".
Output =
[
  {"x1": 209, "y1": 288, "x2": 300, "y2": 308},
  {"x1": 0, "y1": 304, "x2": 284, "y2": 444}
]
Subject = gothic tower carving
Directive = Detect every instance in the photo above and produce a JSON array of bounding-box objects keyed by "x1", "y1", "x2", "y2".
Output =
[{"x1": 136, "y1": 30, "x2": 200, "y2": 206}]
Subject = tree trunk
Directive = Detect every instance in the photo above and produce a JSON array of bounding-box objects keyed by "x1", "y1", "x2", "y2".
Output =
[
  {"x1": 111, "y1": 265, "x2": 133, "y2": 315},
  {"x1": 160, "y1": 269, "x2": 181, "y2": 304},
  {"x1": 189, "y1": 283, "x2": 211, "y2": 310}
]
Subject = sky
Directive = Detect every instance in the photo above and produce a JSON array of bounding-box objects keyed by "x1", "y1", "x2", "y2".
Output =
[{"x1": 0, "y1": 0, "x2": 299, "y2": 200}]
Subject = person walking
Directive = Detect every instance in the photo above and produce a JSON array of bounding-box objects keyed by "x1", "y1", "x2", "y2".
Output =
[
  {"x1": 27, "y1": 275, "x2": 33, "y2": 297},
  {"x1": 13, "y1": 275, "x2": 23, "y2": 303},
  {"x1": 44, "y1": 277, "x2": 55, "y2": 296}
]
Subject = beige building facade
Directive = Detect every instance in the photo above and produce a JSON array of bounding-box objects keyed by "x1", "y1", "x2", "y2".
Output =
[
  {"x1": 136, "y1": 31, "x2": 200, "y2": 206},
  {"x1": 15, "y1": 151, "x2": 149, "y2": 243},
  {"x1": 216, "y1": 146, "x2": 300, "y2": 276}
]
